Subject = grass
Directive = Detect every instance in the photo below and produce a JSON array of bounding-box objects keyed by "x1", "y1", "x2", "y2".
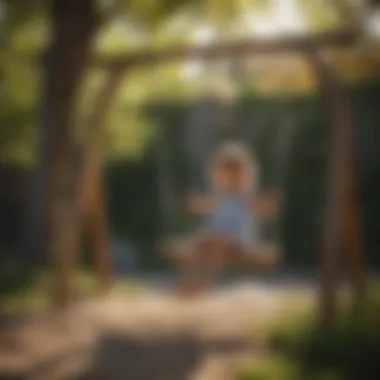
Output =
[
  {"x1": 0, "y1": 269, "x2": 142, "y2": 315},
  {"x1": 237, "y1": 281, "x2": 380, "y2": 380}
]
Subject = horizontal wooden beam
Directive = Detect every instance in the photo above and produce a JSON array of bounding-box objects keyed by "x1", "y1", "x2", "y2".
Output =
[{"x1": 95, "y1": 28, "x2": 357, "y2": 70}]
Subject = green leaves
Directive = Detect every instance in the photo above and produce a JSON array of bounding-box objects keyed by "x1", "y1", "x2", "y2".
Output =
[
  {"x1": 0, "y1": 2, "x2": 44, "y2": 164},
  {"x1": 95, "y1": 18, "x2": 148, "y2": 56},
  {"x1": 121, "y1": 0, "x2": 195, "y2": 29},
  {"x1": 2, "y1": 1, "x2": 49, "y2": 54},
  {"x1": 297, "y1": 0, "x2": 344, "y2": 32}
]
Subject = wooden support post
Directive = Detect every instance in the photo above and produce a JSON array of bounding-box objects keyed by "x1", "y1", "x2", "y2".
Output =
[
  {"x1": 341, "y1": 127, "x2": 367, "y2": 312},
  {"x1": 81, "y1": 65, "x2": 126, "y2": 293},
  {"x1": 306, "y1": 50, "x2": 341, "y2": 324},
  {"x1": 83, "y1": 163, "x2": 111, "y2": 292},
  {"x1": 306, "y1": 49, "x2": 366, "y2": 324}
]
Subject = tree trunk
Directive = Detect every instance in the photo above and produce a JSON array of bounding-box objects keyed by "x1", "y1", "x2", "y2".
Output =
[
  {"x1": 34, "y1": 0, "x2": 97, "y2": 308},
  {"x1": 81, "y1": 67, "x2": 125, "y2": 293},
  {"x1": 306, "y1": 49, "x2": 366, "y2": 325}
]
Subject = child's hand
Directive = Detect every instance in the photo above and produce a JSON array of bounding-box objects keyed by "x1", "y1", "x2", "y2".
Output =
[
  {"x1": 254, "y1": 190, "x2": 282, "y2": 220},
  {"x1": 186, "y1": 194, "x2": 216, "y2": 215},
  {"x1": 185, "y1": 195, "x2": 201, "y2": 213}
]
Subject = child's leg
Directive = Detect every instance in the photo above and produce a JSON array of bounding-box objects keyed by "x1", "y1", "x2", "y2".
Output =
[
  {"x1": 197, "y1": 236, "x2": 231, "y2": 291},
  {"x1": 239, "y1": 244, "x2": 279, "y2": 266},
  {"x1": 178, "y1": 236, "x2": 230, "y2": 296},
  {"x1": 178, "y1": 238, "x2": 206, "y2": 296}
]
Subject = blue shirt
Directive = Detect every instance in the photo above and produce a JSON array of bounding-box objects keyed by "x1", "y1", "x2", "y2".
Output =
[{"x1": 201, "y1": 192, "x2": 258, "y2": 246}]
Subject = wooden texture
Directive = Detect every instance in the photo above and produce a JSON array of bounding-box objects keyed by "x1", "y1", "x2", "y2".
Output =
[
  {"x1": 81, "y1": 67, "x2": 126, "y2": 293},
  {"x1": 306, "y1": 49, "x2": 365, "y2": 324},
  {"x1": 39, "y1": 0, "x2": 97, "y2": 308},
  {"x1": 95, "y1": 29, "x2": 356, "y2": 69}
]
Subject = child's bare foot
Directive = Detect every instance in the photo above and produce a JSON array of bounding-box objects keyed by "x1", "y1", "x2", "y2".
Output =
[
  {"x1": 177, "y1": 283, "x2": 205, "y2": 299},
  {"x1": 241, "y1": 245, "x2": 280, "y2": 267}
]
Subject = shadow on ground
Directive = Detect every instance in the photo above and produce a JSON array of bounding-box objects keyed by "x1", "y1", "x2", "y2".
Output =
[
  {"x1": 11, "y1": 332, "x2": 259, "y2": 380},
  {"x1": 77, "y1": 333, "x2": 258, "y2": 380}
]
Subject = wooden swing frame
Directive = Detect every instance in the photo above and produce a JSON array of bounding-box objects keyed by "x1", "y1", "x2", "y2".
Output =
[
  {"x1": 80, "y1": 27, "x2": 365, "y2": 325},
  {"x1": 155, "y1": 87, "x2": 295, "y2": 268}
]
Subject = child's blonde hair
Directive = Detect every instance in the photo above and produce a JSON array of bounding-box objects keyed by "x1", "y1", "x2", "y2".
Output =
[{"x1": 209, "y1": 141, "x2": 259, "y2": 191}]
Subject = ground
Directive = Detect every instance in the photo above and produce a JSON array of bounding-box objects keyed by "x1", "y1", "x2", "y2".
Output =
[{"x1": 0, "y1": 279, "x2": 313, "y2": 380}]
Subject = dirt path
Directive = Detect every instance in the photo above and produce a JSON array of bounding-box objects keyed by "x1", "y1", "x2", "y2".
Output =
[{"x1": 0, "y1": 282, "x2": 311, "y2": 380}]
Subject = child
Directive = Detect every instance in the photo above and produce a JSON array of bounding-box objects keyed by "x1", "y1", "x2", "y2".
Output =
[{"x1": 179, "y1": 141, "x2": 280, "y2": 296}]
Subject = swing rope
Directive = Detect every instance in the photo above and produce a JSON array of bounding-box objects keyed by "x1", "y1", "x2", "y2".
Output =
[
  {"x1": 157, "y1": 59, "x2": 296, "y2": 266},
  {"x1": 156, "y1": 122, "x2": 176, "y2": 240},
  {"x1": 267, "y1": 106, "x2": 296, "y2": 256}
]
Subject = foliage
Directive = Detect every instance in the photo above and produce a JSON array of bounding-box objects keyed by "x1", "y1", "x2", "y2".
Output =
[
  {"x1": 121, "y1": 0, "x2": 197, "y2": 30},
  {"x1": 0, "y1": 1, "x2": 47, "y2": 164},
  {"x1": 105, "y1": 156, "x2": 161, "y2": 269},
  {"x1": 298, "y1": 0, "x2": 345, "y2": 32},
  {"x1": 237, "y1": 284, "x2": 380, "y2": 380},
  {"x1": 0, "y1": 268, "x2": 142, "y2": 314},
  {"x1": 0, "y1": 253, "x2": 35, "y2": 297}
]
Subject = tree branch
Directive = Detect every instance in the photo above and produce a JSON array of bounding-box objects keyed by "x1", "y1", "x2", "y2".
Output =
[{"x1": 94, "y1": 28, "x2": 357, "y2": 69}]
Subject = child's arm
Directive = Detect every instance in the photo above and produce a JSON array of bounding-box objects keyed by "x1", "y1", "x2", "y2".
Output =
[
  {"x1": 186, "y1": 194, "x2": 216, "y2": 215},
  {"x1": 252, "y1": 190, "x2": 282, "y2": 221}
]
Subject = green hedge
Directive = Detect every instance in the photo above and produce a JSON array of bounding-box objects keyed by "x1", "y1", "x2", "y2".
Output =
[{"x1": 105, "y1": 83, "x2": 380, "y2": 270}]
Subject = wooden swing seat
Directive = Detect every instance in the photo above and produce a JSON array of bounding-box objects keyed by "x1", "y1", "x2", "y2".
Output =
[{"x1": 159, "y1": 237, "x2": 279, "y2": 268}]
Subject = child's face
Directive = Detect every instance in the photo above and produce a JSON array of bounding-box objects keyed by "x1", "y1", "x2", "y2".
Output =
[{"x1": 215, "y1": 160, "x2": 251, "y2": 192}]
